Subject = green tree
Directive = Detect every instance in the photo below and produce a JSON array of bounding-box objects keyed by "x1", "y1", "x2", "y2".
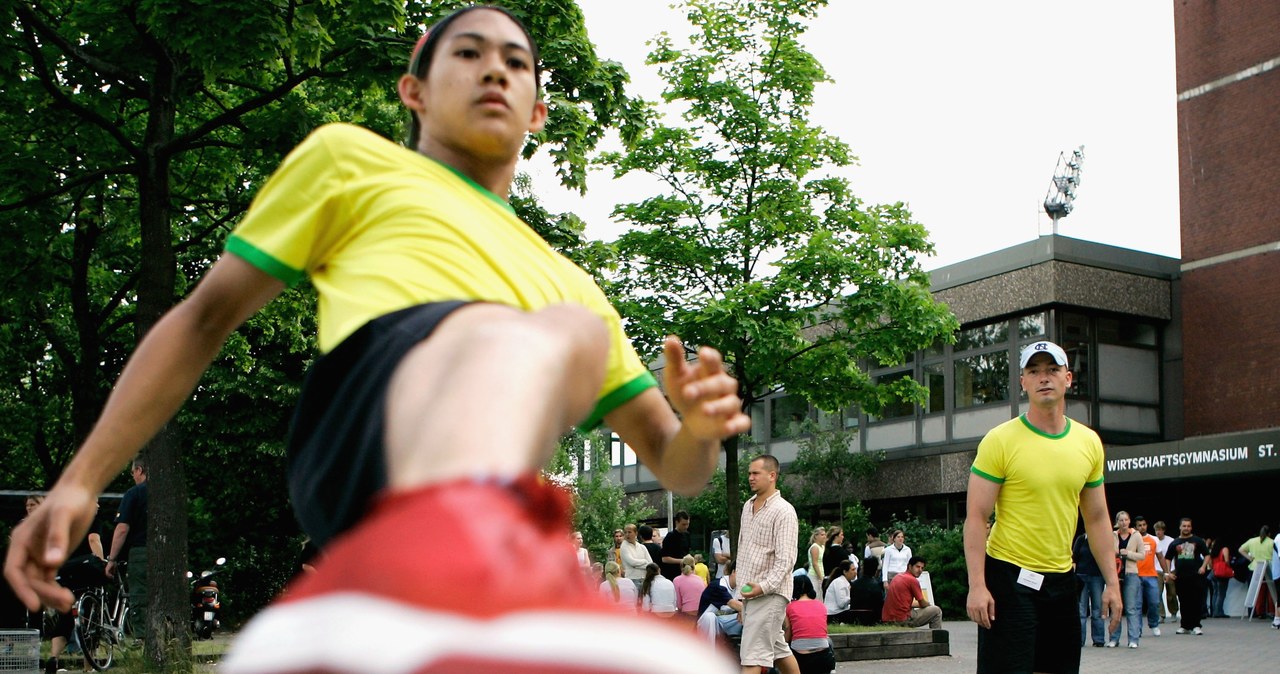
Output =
[
  {"x1": 2, "y1": 0, "x2": 640, "y2": 660},
  {"x1": 548, "y1": 429, "x2": 656, "y2": 567},
  {"x1": 787, "y1": 424, "x2": 880, "y2": 517},
  {"x1": 600, "y1": 0, "x2": 957, "y2": 545}
]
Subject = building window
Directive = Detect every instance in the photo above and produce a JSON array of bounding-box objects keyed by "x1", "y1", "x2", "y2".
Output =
[
  {"x1": 873, "y1": 370, "x2": 916, "y2": 420},
  {"x1": 1058, "y1": 311, "x2": 1092, "y2": 398},
  {"x1": 923, "y1": 363, "x2": 945, "y2": 414},
  {"x1": 954, "y1": 351, "x2": 1009, "y2": 408},
  {"x1": 1017, "y1": 312, "x2": 1047, "y2": 341},
  {"x1": 955, "y1": 322, "x2": 1009, "y2": 352},
  {"x1": 770, "y1": 395, "x2": 810, "y2": 439}
]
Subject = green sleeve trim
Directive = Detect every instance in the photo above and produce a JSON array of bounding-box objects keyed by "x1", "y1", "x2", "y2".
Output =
[
  {"x1": 970, "y1": 466, "x2": 1005, "y2": 484},
  {"x1": 226, "y1": 235, "x2": 307, "y2": 287},
  {"x1": 1018, "y1": 414, "x2": 1072, "y2": 439},
  {"x1": 576, "y1": 372, "x2": 658, "y2": 432},
  {"x1": 1084, "y1": 476, "x2": 1105, "y2": 488}
]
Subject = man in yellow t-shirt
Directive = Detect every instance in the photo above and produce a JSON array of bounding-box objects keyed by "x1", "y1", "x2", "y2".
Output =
[{"x1": 965, "y1": 341, "x2": 1122, "y2": 673}]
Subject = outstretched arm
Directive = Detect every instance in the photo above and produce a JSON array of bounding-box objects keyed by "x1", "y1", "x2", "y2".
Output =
[
  {"x1": 606, "y1": 336, "x2": 750, "y2": 495},
  {"x1": 4, "y1": 255, "x2": 283, "y2": 611}
]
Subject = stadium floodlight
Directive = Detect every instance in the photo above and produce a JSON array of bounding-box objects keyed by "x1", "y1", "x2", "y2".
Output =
[{"x1": 1043, "y1": 145, "x2": 1085, "y2": 234}]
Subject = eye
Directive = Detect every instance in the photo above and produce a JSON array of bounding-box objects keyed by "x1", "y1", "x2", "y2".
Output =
[
  {"x1": 506, "y1": 56, "x2": 529, "y2": 70},
  {"x1": 455, "y1": 47, "x2": 480, "y2": 59}
]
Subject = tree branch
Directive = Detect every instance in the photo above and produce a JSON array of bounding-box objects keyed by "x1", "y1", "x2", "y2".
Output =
[{"x1": 15, "y1": 3, "x2": 149, "y2": 97}]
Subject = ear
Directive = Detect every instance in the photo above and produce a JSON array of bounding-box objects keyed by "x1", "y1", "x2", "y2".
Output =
[
  {"x1": 398, "y1": 74, "x2": 427, "y2": 113},
  {"x1": 527, "y1": 99, "x2": 548, "y2": 134}
]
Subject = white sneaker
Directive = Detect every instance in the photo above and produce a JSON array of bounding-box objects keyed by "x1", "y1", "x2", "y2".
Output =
[
  {"x1": 1175, "y1": 628, "x2": 1189, "y2": 634},
  {"x1": 1128, "y1": 642, "x2": 1138, "y2": 649},
  {"x1": 1192, "y1": 626, "x2": 1203, "y2": 635},
  {"x1": 1152, "y1": 627, "x2": 1161, "y2": 636},
  {"x1": 1105, "y1": 641, "x2": 1118, "y2": 648}
]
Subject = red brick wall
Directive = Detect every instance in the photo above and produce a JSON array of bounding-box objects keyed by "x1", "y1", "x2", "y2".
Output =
[
  {"x1": 1175, "y1": 0, "x2": 1280, "y2": 262},
  {"x1": 1181, "y1": 253, "x2": 1280, "y2": 435},
  {"x1": 1176, "y1": 0, "x2": 1280, "y2": 436},
  {"x1": 1173, "y1": 0, "x2": 1280, "y2": 91}
]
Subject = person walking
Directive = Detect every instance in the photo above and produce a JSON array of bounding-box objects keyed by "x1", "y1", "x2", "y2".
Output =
[
  {"x1": 736, "y1": 455, "x2": 800, "y2": 674},
  {"x1": 1164, "y1": 517, "x2": 1210, "y2": 635},
  {"x1": 965, "y1": 340, "x2": 1121, "y2": 673},
  {"x1": 1072, "y1": 531, "x2": 1106, "y2": 647},
  {"x1": 1107, "y1": 510, "x2": 1145, "y2": 648},
  {"x1": 1132, "y1": 516, "x2": 1163, "y2": 635},
  {"x1": 1153, "y1": 520, "x2": 1178, "y2": 621},
  {"x1": 5, "y1": 7, "x2": 749, "y2": 673}
]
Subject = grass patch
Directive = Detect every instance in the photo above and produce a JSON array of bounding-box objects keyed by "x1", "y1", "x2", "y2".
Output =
[{"x1": 828, "y1": 623, "x2": 921, "y2": 634}]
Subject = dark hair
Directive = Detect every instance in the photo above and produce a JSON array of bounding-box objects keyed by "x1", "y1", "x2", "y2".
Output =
[
  {"x1": 1260, "y1": 525, "x2": 1272, "y2": 540},
  {"x1": 726, "y1": 559, "x2": 737, "y2": 575},
  {"x1": 405, "y1": 5, "x2": 542, "y2": 147},
  {"x1": 131, "y1": 458, "x2": 148, "y2": 475},
  {"x1": 866, "y1": 526, "x2": 879, "y2": 538},
  {"x1": 792, "y1": 574, "x2": 816, "y2": 600},
  {"x1": 1133, "y1": 515, "x2": 1147, "y2": 525},
  {"x1": 639, "y1": 563, "x2": 661, "y2": 602},
  {"x1": 861, "y1": 556, "x2": 880, "y2": 577},
  {"x1": 674, "y1": 510, "x2": 690, "y2": 523},
  {"x1": 822, "y1": 559, "x2": 853, "y2": 596},
  {"x1": 639, "y1": 524, "x2": 654, "y2": 541},
  {"x1": 752, "y1": 454, "x2": 780, "y2": 474},
  {"x1": 908, "y1": 556, "x2": 925, "y2": 568}
]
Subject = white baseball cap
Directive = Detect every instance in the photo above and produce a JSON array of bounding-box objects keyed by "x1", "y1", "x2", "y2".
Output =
[{"x1": 1019, "y1": 340, "x2": 1069, "y2": 369}]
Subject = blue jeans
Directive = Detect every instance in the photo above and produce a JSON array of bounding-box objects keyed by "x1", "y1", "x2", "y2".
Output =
[
  {"x1": 1078, "y1": 574, "x2": 1105, "y2": 645},
  {"x1": 1210, "y1": 576, "x2": 1230, "y2": 617},
  {"x1": 1139, "y1": 575, "x2": 1161, "y2": 628},
  {"x1": 1110, "y1": 573, "x2": 1142, "y2": 645}
]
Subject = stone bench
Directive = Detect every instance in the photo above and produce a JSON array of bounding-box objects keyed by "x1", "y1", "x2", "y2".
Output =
[{"x1": 829, "y1": 629, "x2": 949, "y2": 661}]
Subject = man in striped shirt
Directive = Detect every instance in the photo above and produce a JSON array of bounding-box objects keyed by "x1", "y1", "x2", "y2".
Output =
[{"x1": 736, "y1": 454, "x2": 799, "y2": 674}]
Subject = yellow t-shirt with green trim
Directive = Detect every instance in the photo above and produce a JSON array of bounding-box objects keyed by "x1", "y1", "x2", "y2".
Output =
[
  {"x1": 225, "y1": 123, "x2": 653, "y2": 427},
  {"x1": 971, "y1": 415, "x2": 1105, "y2": 573}
]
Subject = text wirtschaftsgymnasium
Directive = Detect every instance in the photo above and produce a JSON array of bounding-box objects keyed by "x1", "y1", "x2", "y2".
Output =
[{"x1": 1107, "y1": 447, "x2": 1248, "y2": 472}]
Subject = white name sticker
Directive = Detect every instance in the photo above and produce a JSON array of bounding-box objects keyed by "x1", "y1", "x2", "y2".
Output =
[{"x1": 1016, "y1": 567, "x2": 1045, "y2": 591}]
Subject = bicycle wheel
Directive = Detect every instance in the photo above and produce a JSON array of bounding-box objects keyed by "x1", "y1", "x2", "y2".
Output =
[{"x1": 75, "y1": 591, "x2": 115, "y2": 671}]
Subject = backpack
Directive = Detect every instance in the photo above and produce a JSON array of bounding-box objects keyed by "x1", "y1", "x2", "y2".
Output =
[{"x1": 1230, "y1": 551, "x2": 1252, "y2": 584}]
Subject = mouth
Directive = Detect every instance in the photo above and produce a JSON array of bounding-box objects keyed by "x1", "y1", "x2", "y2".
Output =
[{"x1": 476, "y1": 92, "x2": 509, "y2": 110}]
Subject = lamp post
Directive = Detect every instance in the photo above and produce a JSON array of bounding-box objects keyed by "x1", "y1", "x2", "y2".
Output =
[{"x1": 1043, "y1": 145, "x2": 1085, "y2": 234}]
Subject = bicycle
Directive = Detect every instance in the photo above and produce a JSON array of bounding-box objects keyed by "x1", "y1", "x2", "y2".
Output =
[{"x1": 73, "y1": 560, "x2": 129, "y2": 671}]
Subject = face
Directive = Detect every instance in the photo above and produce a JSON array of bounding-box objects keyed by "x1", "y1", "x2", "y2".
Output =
[
  {"x1": 747, "y1": 459, "x2": 775, "y2": 494},
  {"x1": 1115, "y1": 513, "x2": 1130, "y2": 530},
  {"x1": 573, "y1": 532, "x2": 583, "y2": 546},
  {"x1": 624, "y1": 525, "x2": 637, "y2": 542},
  {"x1": 1179, "y1": 519, "x2": 1193, "y2": 536},
  {"x1": 1020, "y1": 353, "x2": 1072, "y2": 406},
  {"x1": 1155, "y1": 524, "x2": 1165, "y2": 537},
  {"x1": 676, "y1": 517, "x2": 690, "y2": 533},
  {"x1": 893, "y1": 532, "x2": 905, "y2": 547},
  {"x1": 816, "y1": 530, "x2": 828, "y2": 544},
  {"x1": 833, "y1": 531, "x2": 844, "y2": 544},
  {"x1": 909, "y1": 561, "x2": 926, "y2": 577},
  {"x1": 24, "y1": 497, "x2": 41, "y2": 515},
  {"x1": 1136, "y1": 520, "x2": 1148, "y2": 534},
  {"x1": 613, "y1": 530, "x2": 623, "y2": 545},
  {"x1": 399, "y1": 9, "x2": 547, "y2": 160}
]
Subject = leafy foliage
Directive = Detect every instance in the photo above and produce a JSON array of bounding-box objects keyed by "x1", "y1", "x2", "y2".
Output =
[
  {"x1": 599, "y1": 0, "x2": 957, "y2": 541},
  {"x1": 1, "y1": 0, "x2": 642, "y2": 650},
  {"x1": 786, "y1": 424, "x2": 881, "y2": 515},
  {"x1": 886, "y1": 511, "x2": 967, "y2": 619},
  {"x1": 549, "y1": 429, "x2": 656, "y2": 566}
]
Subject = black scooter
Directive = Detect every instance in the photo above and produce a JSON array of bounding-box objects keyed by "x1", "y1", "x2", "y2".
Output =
[{"x1": 187, "y1": 557, "x2": 226, "y2": 640}]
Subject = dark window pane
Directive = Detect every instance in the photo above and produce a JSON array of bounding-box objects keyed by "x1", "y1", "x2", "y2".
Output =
[
  {"x1": 770, "y1": 395, "x2": 810, "y2": 439},
  {"x1": 874, "y1": 370, "x2": 916, "y2": 420},
  {"x1": 924, "y1": 363, "x2": 945, "y2": 414},
  {"x1": 1017, "y1": 313, "x2": 1047, "y2": 340},
  {"x1": 954, "y1": 351, "x2": 1010, "y2": 408},
  {"x1": 956, "y1": 322, "x2": 1009, "y2": 352}
]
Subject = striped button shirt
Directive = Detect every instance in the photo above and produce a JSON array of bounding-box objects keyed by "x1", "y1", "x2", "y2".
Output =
[{"x1": 736, "y1": 490, "x2": 798, "y2": 599}]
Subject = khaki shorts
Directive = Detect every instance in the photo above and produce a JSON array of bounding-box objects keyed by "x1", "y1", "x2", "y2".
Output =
[{"x1": 739, "y1": 593, "x2": 791, "y2": 666}]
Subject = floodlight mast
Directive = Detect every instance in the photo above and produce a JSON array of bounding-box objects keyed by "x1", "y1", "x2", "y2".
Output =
[{"x1": 1043, "y1": 145, "x2": 1085, "y2": 234}]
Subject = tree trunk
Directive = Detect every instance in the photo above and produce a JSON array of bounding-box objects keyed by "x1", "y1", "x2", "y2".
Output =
[
  {"x1": 136, "y1": 46, "x2": 190, "y2": 666},
  {"x1": 725, "y1": 434, "x2": 741, "y2": 554}
]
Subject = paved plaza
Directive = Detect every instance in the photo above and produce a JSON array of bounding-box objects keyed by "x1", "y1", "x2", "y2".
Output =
[{"x1": 838, "y1": 616, "x2": 1279, "y2": 672}]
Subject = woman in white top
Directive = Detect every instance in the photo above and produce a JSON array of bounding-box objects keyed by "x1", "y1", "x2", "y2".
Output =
[
  {"x1": 881, "y1": 529, "x2": 912, "y2": 582},
  {"x1": 639, "y1": 563, "x2": 678, "y2": 617},
  {"x1": 807, "y1": 527, "x2": 827, "y2": 595},
  {"x1": 598, "y1": 561, "x2": 638, "y2": 611}
]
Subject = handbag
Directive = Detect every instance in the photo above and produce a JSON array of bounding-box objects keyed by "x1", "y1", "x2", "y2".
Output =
[{"x1": 1212, "y1": 550, "x2": 1233, "y2": 579}]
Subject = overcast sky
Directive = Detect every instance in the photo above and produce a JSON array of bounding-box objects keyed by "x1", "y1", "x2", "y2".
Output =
[{"x1": 527, "y1": 0, "x2": 1180, "y2": 271}]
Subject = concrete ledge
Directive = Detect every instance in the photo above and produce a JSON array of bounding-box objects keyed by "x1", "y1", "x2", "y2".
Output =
[{"x1": 830, "y1": 629, "x2": 949, "y2": 661}]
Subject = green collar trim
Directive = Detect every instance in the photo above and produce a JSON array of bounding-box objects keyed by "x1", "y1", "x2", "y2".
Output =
[
  {"x1": 1019, "y1": 414, "x2": 1071, "y2": 439},
  {"x1": 425, "y1": 156, "x2": 514, "y2": 214}
]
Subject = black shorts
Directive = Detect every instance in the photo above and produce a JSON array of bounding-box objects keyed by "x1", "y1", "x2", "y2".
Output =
[
  {"x1": 286, "y1": 301, "x2": 469, "y2": 548},
  {"x1": 977, "y1": 555, "x2": 1081, "y2": 674}
]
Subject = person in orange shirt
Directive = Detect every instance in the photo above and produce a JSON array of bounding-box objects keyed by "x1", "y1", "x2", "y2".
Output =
[{"x1": 1133, "y1": 516, "x2": 1163, "y2": 637}]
